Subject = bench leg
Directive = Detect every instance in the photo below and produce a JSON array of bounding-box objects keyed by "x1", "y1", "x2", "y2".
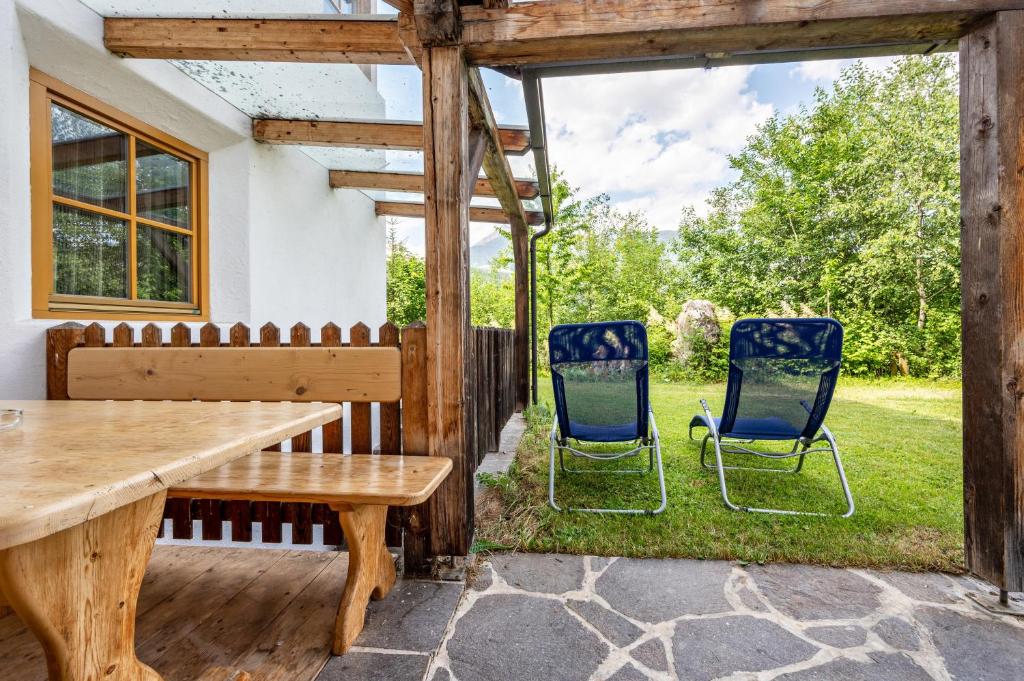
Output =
[{"x1": 332, "y1": 503, "x2": 396, "y2": 654}]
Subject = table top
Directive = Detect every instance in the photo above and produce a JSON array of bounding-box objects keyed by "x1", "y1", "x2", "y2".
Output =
[{"x1": 0, "y1": 400, "x2": 341, "y2": 551}]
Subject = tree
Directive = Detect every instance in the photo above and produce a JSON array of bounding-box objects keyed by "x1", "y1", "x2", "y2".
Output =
[
  {"x1": 385, "y1": 226, "x2": 427, "y2": 327},
  {"x1": 674, "y1": 55, "x2": 960, "y2": 376}
]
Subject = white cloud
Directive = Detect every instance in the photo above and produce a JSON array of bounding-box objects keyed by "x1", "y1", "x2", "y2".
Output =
[
  {"x1": 541, "y1": 66, "x2": 774, "y2": 231},
  {"x1": 791, "y1": 55, "x2": 900, "y2": 83},
  {"x1": 791, "y1": 60, "x2": 847, "y2": 82}
]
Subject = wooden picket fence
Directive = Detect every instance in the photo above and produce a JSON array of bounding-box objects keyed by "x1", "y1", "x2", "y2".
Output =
[
  {"x1": 45, "y1": 320, "x2": 518, "y2": 566},
  {"x1": 470, "y1": 326, "x2": 517, "y2": 466}
]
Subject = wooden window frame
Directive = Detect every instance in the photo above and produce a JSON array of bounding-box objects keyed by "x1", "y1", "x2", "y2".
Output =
[{"x1": 30, "y1": 69, "x2": 210, "y2": 321}]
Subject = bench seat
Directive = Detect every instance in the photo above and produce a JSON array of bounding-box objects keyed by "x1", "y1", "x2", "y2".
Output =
[
  {"x1": 170, "y1": 452, "x2": 452, "y2": 655},
  {"x1": 169, "y1": 453, "x2": 452, "y2": 507}
]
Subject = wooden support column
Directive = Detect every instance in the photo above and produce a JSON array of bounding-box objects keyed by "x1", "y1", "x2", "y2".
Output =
[
  {"x1": 467, "y1": 68, "x2": 531, "y2": 411},
  {"x1": 422, "y1": 44, "x2": 473, "y2": 557},
  {"x1": 511, "y1": 213, "x2": 530, "y2": 410},
  {"x1": 960, "y1": 10, "x2": 1024, "y2": 593}
]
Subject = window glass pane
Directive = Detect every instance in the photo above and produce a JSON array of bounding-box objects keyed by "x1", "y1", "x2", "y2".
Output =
[
  {"x1": 136, "y1": 224, "x2": 192, "y2": 303},
  {"x1": 136, "y1": 141, "x2": 192, "y2": 228},
  {"x1": 53, "y1": 203, "x2": 129, "y2": 298},
  {"x1": 51, "y1": 104, "x2": 128, "y2": 212}
]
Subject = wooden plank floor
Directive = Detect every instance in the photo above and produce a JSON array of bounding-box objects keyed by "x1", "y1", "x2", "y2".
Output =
[{"x1": 0, "y1": 546, "x2": 349, "y2": 681}]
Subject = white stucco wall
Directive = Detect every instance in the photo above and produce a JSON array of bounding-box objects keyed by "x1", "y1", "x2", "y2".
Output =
[{"x1": 0, "y1": 0, "x2": 386, "y2": 399}]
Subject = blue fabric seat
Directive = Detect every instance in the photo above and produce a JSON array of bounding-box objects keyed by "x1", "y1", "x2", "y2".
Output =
[
  {"x1": 569, "y1": 420, "x2": 645, "y2": 443},
  {"x1": 688, "y1": 414, "x2": 804, "y2": 441}
]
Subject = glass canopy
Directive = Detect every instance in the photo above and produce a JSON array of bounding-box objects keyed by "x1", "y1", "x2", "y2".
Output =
[{"x1": 77, "y1": 0, "x2": 538, "y2": 215}]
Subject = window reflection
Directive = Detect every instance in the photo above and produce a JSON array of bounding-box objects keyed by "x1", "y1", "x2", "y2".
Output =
[
  {"x1": 136, "y1": 140, "x2": 191, "y2": 228},
  {"x1": 136, "y1": 224, "x2": 191, "y2": 303},
  {"x1": 51, "y1": 104, "x2": 128, "y2": 213},
  {"x1": 53, "y1": 203, "x2": 129, "y2": 298}
]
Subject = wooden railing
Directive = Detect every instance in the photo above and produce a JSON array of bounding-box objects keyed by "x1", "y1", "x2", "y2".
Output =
[{"x1": 45, "y1": 320, "x2": 519, "y2": 567}]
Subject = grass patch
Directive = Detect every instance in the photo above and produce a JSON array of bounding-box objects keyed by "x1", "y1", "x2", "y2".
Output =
[{"x1": 476, "y1": 378, "x2": 964, "y2": 572}]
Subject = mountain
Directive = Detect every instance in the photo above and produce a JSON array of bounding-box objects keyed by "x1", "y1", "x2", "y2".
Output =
[
  {"x1": 468, "y1": 229, "x2": 677, "y2": 270},
  {"x1": 470, "y1": 231, "x2": 510, "y2": 269}
]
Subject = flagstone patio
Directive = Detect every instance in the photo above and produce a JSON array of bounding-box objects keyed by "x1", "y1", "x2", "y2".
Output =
[{"x1": 338, "y1": 553, "x2": 1024, "y2": 681}]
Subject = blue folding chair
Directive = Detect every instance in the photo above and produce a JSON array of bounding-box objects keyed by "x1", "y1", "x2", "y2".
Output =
[
  {"x1": 548, "y1": 321, "x2": 667, "y2": 515},
  {"x1": 689, "y1": 318, "x2": 854, "y2": 517}
]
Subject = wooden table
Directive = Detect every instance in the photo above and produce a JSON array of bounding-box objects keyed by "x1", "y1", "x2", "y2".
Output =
[{"x1": 0, "y1": 400, "x2": 341, "y2": 681}]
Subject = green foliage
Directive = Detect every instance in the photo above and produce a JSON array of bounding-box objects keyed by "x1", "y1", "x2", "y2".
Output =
[
  {"x1": 385, "y1": 227, "x2": 427, "y2": 327},
  {"x1": 531, "y1": 169, "x2": 679, "y2": 367},
  {"x1": 471, "y1": 268, "x2": 516, "y2": 328},
  {"x1": 645, "y1": 321, "x2": 675, "y2": 368},
  {"x1": 673, "y1": 55, "x2": 961, "y2": 376},
  {"x1": 678, "y1": 321, "x2": 732, "y2": 382},
  {"x1": 476, "y1": 379, "x2": 965, "y2": 571},
  {"x1": 384, "y1": 56, "x2": 962, "y2": 377}
]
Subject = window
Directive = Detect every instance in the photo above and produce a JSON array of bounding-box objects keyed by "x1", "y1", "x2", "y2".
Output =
[{"x1": 30, "y1": 70, "x2": 209, "y2": 320}]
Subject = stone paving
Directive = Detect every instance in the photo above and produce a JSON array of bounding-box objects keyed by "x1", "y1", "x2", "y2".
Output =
[{"x1": 421, "y1": 554, "x2": 1024, "y2": 681}]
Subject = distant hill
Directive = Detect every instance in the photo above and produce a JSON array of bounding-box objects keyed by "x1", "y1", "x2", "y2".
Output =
[
  {"x1": 470, "y1": 231, "x2": 509, "y2": 269},
  {"x1": 468, "y1": 228, "x2": 677, "y2": 269}
]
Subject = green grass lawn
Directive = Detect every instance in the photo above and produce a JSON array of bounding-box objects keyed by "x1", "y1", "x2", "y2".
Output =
[{"x1": 475, "y1": 378, "x2": 964, "y2": 572}]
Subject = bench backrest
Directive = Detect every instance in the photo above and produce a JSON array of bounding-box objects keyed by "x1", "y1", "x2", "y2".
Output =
[{"x1": 67, "y1": 346, "x2": 401, "y2": 403}]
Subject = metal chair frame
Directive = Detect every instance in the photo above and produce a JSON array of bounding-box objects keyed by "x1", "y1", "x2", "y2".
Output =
[
  {"x1": 548, "y1": 407, "x2": 667, "y2": 515},
  {"x1": 693, "y1": 398, "x2": 854, "y2": 517}
]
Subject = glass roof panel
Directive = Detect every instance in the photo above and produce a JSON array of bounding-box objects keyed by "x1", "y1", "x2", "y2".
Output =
[
  {"x1": 170, "y1": 61, "x2": 386, "y2": 120},
  {"x1": 481, "y1": 70, "x2": 528, "y2": 127},
  {"x1": 79, "y1": 0, "x2": 355, "y2": 18},
  {"x1": 302, "y1": 148, "x2": 417, "y2": 172},
  {"x1": 507, "y1": 154, "x2": 536, "y2": 179}
]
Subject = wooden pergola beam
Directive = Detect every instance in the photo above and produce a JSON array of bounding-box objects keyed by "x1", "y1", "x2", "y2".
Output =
[
  {"x1": 104, "y1": 17, "x2": 414, "y2": 64},
  {"x1": 252, "y1": 119, "x2": 531, "y2": 155},
  {"x1": 460, "y1": 0, "x2": 1024, "y2": 67},
  {"x1": 466, "y1": 66, "x2": 532, "y2": 410},
  {"x1": 380, "y1": 0, "x2": 414, "y2": 13},
  {"x1": 330, "y1": 169, "x2": 538, "y2": 199},
  {"x1": 376, "y1": 200, "x2": 543, "y2": 225}
]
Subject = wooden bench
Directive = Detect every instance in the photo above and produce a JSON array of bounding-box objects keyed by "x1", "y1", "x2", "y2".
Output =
[{"x1": 65, "y1": 344, "x2": 452, "y2": 654}]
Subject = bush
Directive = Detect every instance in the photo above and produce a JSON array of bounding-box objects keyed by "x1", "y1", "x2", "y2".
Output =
[{"x1": 646, "y1": 321, "x2": 675, "y2": 368}]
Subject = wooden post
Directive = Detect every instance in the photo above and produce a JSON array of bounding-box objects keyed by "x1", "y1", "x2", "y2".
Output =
[
  {"x1": 257, "y1": 322, "x2": 284, "y2": 544},
  {"x1": 960, "y1": 9, "x2": 1024, "y2": 593},
  {"x1": 196, "y1": 323, "x2": 223, "y2": 542},
  {"x1": 45, "y1": 323, "x2": 84, "y2": 400},
  {"x1": 422, "y1": 44, "x2": 474, "y2": 557},
  {"x1": 512, "y1": 217, "x2": 530, "y2": 411},
  {"x1": 401, "y1": 323, "x2": 431, "y2": 572},
  {"x1": 228, "y1": 323, "x2": 253, "y2": 542}
]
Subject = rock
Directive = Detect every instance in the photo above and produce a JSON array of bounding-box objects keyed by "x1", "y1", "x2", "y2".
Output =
[
  {"x1": 447, "y1": 595, "x2": 607, "y2": 681},
  {"x1": 745, "y1": 564, "x2": 882, "y2": 620},
  {"x1": 672, "y1": 300, "x2": 721, "y2": 362},
  {"x1": 596, "y1": 558, "x2": 732, "y2": 622},
  {"x1": 805, "y1": 625, "x2": 867, "y2": 648},
  {"x1": 672, "y1": 616, "x2": 817, "y2": 681},
  {"x1": 872, "y1": 617, "x2": 919, "y2": 650},
  {"x1": 630, "y1": 638, "x2": 669, "y2": 671},
  {"x1": 916, "y1": 606, "x2": 1024, "y2": 681},
  {"x1": 567, "y1": 599, "x2": 644, "y2": 647},
  {"x1": 775, "y1": 652, "x2": 932, "y2": 680},
  {"x1": 489, "y1": 553, "x2": 585, "y2": 594}
]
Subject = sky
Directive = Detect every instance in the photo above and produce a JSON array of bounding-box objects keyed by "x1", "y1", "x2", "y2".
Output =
[{"x1": 379, "y1": 56, "x2": 897, "y2": 255}]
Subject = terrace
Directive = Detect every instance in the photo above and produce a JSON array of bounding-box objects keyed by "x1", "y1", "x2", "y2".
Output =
[{"x1": 2, "y1": 1, "x2": 1024, "y2": 680}]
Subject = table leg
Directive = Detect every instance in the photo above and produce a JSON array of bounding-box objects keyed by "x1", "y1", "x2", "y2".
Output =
[
  {"x1": 0, "y1": 491, "x2": 167, "y2": 681},
  {"x1": 332, "y1": 503, "x2": 396, "y2": 654}
]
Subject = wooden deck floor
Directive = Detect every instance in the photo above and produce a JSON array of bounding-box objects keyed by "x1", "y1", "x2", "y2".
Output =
[{"x1": 0, "y1": 546, "x2": 349, "y2": 681}]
